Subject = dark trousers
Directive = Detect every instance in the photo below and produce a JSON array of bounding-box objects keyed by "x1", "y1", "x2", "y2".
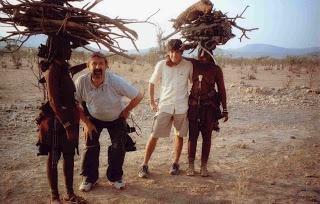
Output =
[
  {"x1": 81, "y1": 117, "x2": 127, "y2": 183},
  {"x1": 188, "y1": 106, "x2": 216, "y2": 165}
]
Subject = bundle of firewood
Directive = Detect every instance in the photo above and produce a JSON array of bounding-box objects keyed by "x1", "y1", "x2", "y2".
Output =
[
  {"x1": 164, "y1": 0, "x2": 258, "y2": 52},
  {"x1": 0, "y1": 0, "x2": 141, "y2": 58}
]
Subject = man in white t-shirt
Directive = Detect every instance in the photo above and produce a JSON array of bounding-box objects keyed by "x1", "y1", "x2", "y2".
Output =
[
  {"x1": 138, "y1": 39, "x2": 193, "y2": 178},
  {"x1": 75, "y1": 52, "x2": 143, "y2": 191}
]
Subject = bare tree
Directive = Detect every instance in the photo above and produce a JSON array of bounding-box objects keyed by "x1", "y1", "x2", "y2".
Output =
[{"x1": 156, "y1": 25, "x2": 166, "y2": 59}]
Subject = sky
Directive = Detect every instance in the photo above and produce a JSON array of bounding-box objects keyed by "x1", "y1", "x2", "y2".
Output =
[{"x1": 1, "y1": 0, "x2": 320, "y2": 50}]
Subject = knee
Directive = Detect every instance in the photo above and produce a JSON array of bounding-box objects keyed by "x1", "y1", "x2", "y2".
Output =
[
  {"x1": 63, "y1": 153, "x2": 74, "y2": 161},
  {"x1": 202, "y1": 133, "x2": 212, "y2": 143},
  {"x1": 188, "y1": 133, "x2": 199, "y2": 142},
  {"x1": 110, "y1": 140, "x2": 125, "y2": 151},
  {"x1": 148, "y1": 136, "x2": 158, "y2": 145},
  {"x1": 85, "y1": 142, "x2": 100, "y2": 151},
  {"x1": 176, "y1": 136, "x2": 183, "y2": 142},
  {"x1": 85, "y1": 136, "x2": 100, "y2": 146}
]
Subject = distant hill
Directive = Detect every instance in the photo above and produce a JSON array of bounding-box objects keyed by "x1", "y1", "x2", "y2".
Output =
[
  {"x1": 130, "y1": 44, "x2": 320, "y2": 58},
  {"x1": 221, "y1": 44, "x2": 320, "y2": 58},
  {"x1": 1, "y1": 35, "x2": 319, "y2": 58}
]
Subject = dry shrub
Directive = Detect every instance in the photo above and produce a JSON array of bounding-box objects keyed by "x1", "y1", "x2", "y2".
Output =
[
  {"x1": 247, "y1": 74, "x2": 256, "y2": 80},
  {"x1": 284, "y1": 74, "x2": 293, "y2": 89}
]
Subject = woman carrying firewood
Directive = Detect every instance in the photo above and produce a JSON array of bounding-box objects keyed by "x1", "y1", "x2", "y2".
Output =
[
  {"x1": 38, "y1": 34, "x2": 86, "y2": 204},
  {"x1": 185, "y1": 49, "x2": 228, "y2": 177}
]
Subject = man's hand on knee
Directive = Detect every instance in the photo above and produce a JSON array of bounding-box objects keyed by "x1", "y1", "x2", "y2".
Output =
[{"x1": 83, "y1": 121, "x2": 97, "y2": 140}]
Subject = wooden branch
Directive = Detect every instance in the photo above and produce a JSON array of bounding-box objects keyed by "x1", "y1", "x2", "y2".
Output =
[
  {"x1": 0, "y1": 0, "x2": 147, "y2": 58},
  {"x1": 85, "y1": 0, "x2": 103, "y2": 11}
]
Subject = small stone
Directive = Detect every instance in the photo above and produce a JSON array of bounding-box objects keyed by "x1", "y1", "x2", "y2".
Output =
[
  {"x1": 313, "y1": 144, "x2": 319, "y2": 148},
  {"x1": 252, "y1": 140, "x2": 255, "y2": 143},
  {"x1": 306, "y1": 89, "x2": 313, "y2": 94},
  {"x1": 215, "y1": 185, "x2": 222, "y2": 190},
  {"x1": 146, "y1": 180, "x2": 156, "y2": 185},
  {"x1": 270, "y1": 181, "x2": 276, "y2": 185},
  {"x1": 236, "y1": 143, "x2": 248, "y2": 149},
  {"x1": 290, "y1": 136, "x2": 296, "y2": 139}
]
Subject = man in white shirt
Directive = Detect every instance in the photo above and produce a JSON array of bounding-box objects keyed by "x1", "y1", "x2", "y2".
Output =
[
  {"x1": 76, "y1": 52, "x2": 143, "y2": 191},
  {"x1": 138, "y1": 39, "x2": 193, "y2": 178}
]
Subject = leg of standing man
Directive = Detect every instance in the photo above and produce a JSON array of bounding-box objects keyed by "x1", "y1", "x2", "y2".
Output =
[
  {"x1": 199, "y1": 109, "x2": 216, "y2": 177},
  {"x1": 138, "y1": 113, "x2": 173, "y2": 178},
  {"x1": 79, "y1": 127, "x2": 102, "y2": 191},
  {"x1": 106, "y1": 117, "x2": 127, "y2": 189},
  {"x1": 169, "y1": 112, "x2": 188, "y2": 175}
]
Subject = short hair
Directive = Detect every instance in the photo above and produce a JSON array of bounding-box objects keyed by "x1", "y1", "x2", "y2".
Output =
[
  {"x1": 167, "y1": 39, "x2": 183, "y2": 52},
  {"x1": 90, "y1": 52, "x2": 108, "y2": 64}
]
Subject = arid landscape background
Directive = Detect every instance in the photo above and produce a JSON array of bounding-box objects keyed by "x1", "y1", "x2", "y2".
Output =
[{"x1": 0, "y1": 49, "x2": 319, "y2": 203}]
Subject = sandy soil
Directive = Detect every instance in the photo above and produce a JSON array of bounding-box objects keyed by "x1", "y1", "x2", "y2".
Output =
[{"x1": 0, "y1": 60, "x2": 319, "y2": 204}]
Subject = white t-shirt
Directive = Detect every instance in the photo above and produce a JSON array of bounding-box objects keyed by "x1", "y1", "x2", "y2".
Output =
[
  {"x1": 75, "y1": 72, "x2": 139, "y2": 121},
  {"x1": 149, "y1": 59, "x2": 193, "y2": 114}
]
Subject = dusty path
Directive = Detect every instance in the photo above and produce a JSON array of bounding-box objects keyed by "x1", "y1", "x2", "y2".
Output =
[{"x1": 0, "y1": 66, "x2": 319, "y2": 204}]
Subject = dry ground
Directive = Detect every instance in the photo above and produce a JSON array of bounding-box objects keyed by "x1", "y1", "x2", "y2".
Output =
[{"x1": 0, "y1": 58, "x2": 319, "y2": 204}]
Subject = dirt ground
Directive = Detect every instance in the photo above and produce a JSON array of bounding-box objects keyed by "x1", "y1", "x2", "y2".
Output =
[{"x1": 0, "y1": 59, "x2": 319, "y2": 204}]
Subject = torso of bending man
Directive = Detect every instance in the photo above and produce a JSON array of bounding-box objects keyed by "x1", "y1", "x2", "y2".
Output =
[
  {"x1": 149, "y1": 59, "x2": 193, "y2": 114},
  {"x1": 75, "y1": 72, "x2": 139, "y2": 122}
]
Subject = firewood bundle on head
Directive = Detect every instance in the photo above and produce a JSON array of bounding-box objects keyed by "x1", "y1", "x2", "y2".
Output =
[
  {"x1": 0, "y1": 0, "x2": 140, "y2": 59},
  {"x1": 165, "y1": 0, "x2": 258, "y2": 54}
]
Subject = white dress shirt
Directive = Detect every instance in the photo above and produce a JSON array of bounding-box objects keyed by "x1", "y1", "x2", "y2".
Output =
[{"x1": 149, "y1": 59, "x2": 193, "y2": 114}]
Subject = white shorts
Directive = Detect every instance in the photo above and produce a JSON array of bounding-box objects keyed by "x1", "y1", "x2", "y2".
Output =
[{"x1": 151, "y1": 112, "x2": 188, "y2": 138}]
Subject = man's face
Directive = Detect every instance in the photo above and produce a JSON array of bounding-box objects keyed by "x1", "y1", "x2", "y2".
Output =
[
  {"x1": 168, "y1": 50, "x2": 182, "y2": 64},
  {"x1": 89, "y1": 56, "x2": 108, "y2": 79}
]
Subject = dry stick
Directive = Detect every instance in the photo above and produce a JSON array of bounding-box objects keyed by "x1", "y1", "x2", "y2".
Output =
[
  {"x1": 45, "y1": 2, "x2": 138, "y2": 39},
  {"x1": 85, "y1": 0, "x2": 103, "y2": 11},
  {"x1": 1, "y1": 2, "x2": 138, "y2": 39},
  {"x1": 81, "y1": 1, "x2": 90, "y2": 10},
  {"x1": 162, "y1": 29, "x2": 181, "y2": 41},
  {"x1": 232, "y1": 6, "x2": 249, "y2": 22},
  {"x1": 124, "y1": 9, "x2": 160, "y2": 27},
  {"x1": 0, "y1": 1, "x2": 143, "y2": 58},
  {"x1": 230, "y1": 22, "x2": 258, "y2": 42},
  {"x1": 101, "y1": 40, "x2": 133, "y2": 59},
  {"x1": 84, "y1": 30, "x2": 132, "y2": 58},
  {"x1": 56, "y1": 12, "x2": 71, "y2": 34},
  {"x1": 163, "y1": 23, "x2": 219, "y2": 41},
  {"x1": 85, "y1": 29, "x2": 103, "y2": 50}
]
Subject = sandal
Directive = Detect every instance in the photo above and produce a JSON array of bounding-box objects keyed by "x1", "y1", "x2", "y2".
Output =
[
  {"x1": 50, "y1": 194, "x2": 62, "y2": 204},
  {"x1": 50, "y1": 198, "x2": 62, "y2": 204},
  {"x1": 63, "y1": 193, "x2": 87, "y2": 204},
  {"x1": 186, "y1": 163, "x2": 195, "y2": 176}
]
